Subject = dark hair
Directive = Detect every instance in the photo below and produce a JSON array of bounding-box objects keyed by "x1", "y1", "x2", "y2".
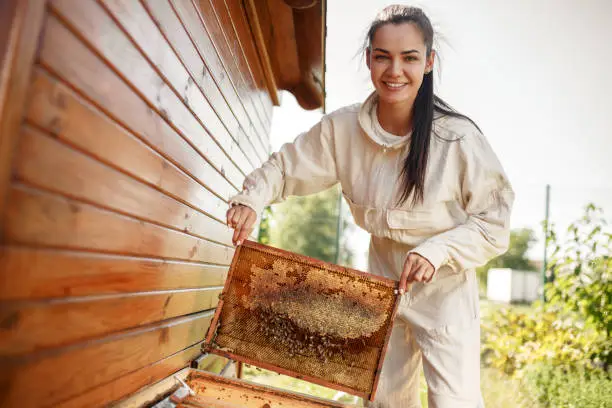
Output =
[{"x1": 364, "y1": 5, "x2": 480, "y2": 206}]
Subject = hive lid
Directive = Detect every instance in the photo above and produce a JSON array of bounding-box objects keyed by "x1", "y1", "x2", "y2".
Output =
[{"x1": 203, "y1": 241, "x2": 400, "y2": 401}]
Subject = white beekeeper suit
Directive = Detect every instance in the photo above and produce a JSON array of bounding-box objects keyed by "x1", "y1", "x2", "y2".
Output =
[{"x1": 229, "y1": 92, "x2": 514, "y2": 408}]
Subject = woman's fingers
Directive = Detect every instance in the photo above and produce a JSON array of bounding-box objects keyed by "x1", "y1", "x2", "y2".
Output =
[
  {"x1": 400, "y1": 253, "x2": 435, "y2": 292},
  {"x1": 235, "y1": 210, "x2": 257, "y2": 246},
  {"x1": 226, "y1": 205, "x2": 256, "y2": 246}
]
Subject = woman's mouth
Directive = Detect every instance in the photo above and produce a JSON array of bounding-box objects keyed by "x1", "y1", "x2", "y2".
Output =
[{"x1": 382, "y1": 81, "x2": 408, "y2": 91}]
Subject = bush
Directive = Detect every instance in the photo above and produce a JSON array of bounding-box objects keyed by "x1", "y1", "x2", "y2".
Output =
[
  {"x1": 481, "y1": 307, "x2": 608, "y2": 376},
  {"x1": 523, "y1": 364, "x2": 612, "y2": 408}
]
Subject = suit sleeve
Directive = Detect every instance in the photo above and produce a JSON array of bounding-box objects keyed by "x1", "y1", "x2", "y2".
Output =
[
  {"x1": 409, "y1": 129, "x2": 515, "y2": 272},
  {"x1": 228, "y1": 117, "x2": 338, "y2": 216}
]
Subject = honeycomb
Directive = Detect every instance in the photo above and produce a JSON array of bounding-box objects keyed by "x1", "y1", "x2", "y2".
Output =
[{"x1": 205, "y1": 241, "x2": 399, "y2": 399}]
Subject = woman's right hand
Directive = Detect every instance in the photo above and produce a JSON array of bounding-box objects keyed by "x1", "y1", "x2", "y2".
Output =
[{"x1": 226, "y1": 204, "x2": 257, "y2": 246}]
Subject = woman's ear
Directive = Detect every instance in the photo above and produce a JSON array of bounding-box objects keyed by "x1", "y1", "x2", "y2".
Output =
[
  {"x1": 425, "y1": 49, "x2": 436, "y2": 74},
  {"x1": 365, "y1": 47, "x2": 371, "y2": 70}
]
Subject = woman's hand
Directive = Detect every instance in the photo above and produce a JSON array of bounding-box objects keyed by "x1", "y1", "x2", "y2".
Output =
[
  {"x1": 398, "y1": 253, "x2": 435, "y2": 294},
  {"x1": 226, "y1": 204, "x2": 257, "y2": 246}
]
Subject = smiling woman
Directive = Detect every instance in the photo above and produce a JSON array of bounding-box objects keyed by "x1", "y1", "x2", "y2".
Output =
[{"x1": 228, "y1": 4, "x2": 514, "y2": 408}]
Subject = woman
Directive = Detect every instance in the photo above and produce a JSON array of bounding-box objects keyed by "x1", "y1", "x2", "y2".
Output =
[{"x1": 226, "y1": 5, "x2": 513, "y2": 408}]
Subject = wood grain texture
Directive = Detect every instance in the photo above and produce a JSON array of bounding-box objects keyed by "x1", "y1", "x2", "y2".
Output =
[
  {"x1": 0, "y1": 246, "x2": 229, "y2": 300},
  {"x1": 3, "y1": 184, "x2": 234, "y2": 265},
  {"x1": 177, "y1": 0, "x2": 269, "y2": 141},
  {"x1": 35, "y1": 31, "x2": 241, "y2": 205},
  {"x1": 215, "y1": 0, "x2": 273, "y2": 124},
  {"x1": 15, "y1": 125, "x2": 233, "y2": 245},
  {"x1": 0, "y1": 288, "x2": 221, "y2": 355},
  {"x1": 25, "y1": 69, "x2": 233, "y2": 223},
  {"x1": 171, "y1": 0, "x2": 271, "y2": 154},
  {"x1": 94, "y1": 0, "x2": 265, "y2": 168},
  {"x1": 57, "y1": 360, "x2": 193, "y2": 408},
  {"x1": 0, "y1": 0, "x2": 47, "y2": 230},
  {"x1": 140, "y1": 0, "x2": 269, "y2": 161},
  {"x1": 0, "y1": 312, "x2": 213, "y2": 408},
  {"x1": 40, "y1": 8, "x2": 246, "y2": 190},
  {"x1": 197, "y1": 0, "x2": 271, "y2": 135}
]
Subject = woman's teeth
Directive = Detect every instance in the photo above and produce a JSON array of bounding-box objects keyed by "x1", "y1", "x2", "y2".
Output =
[{"x1": 384, "y1": 82, "x2": 406, "y2": 89}]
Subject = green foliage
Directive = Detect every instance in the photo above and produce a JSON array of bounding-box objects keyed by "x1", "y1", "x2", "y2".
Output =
[
  {"x1": 482, "y1": 307, "x2": 608, "y2": 376},
  {"x1": 481, "y1": 204, "x2": 611, "y2": 406},
  {"x1": 267, "y1": 185, "x2": 353, "y2": 265},
  {"x1": 524, "y1": 364, "x2": 612, "y2": 408},
  {"x1": 476, "y1": 228, "x2": 537, "y2": 290},
  {"x1": 543, "y1": 204, "x2": 611, "y2": 337}
]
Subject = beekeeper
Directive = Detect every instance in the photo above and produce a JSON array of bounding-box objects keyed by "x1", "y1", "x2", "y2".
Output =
[{"x1": 225, "y1": 5, "x2": 514, "y2": 408}]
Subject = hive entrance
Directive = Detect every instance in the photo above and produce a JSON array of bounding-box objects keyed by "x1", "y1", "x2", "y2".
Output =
[{"x1": 205, "y1": 241, "x2": 399, "y2": 400}]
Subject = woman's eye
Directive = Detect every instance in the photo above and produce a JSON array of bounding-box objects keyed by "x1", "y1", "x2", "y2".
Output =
[
  {"x1": 404, "y1": 56, "x2": 417, "y2": 62},
  {"x1": 375, "y1": 55, "x2": 388, "y2": 61}
]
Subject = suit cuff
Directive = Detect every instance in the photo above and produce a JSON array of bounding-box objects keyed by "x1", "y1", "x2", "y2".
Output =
[{"x1": 408, "y1": 242, "x2": 448, "y2": 272}]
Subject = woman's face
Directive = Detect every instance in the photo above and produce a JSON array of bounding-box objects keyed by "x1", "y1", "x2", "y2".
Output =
[{"x1": 366, "y1": 22, "x2": 435, "y2": 107}]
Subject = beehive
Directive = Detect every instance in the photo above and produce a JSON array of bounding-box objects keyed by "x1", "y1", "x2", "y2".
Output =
[{"x1": 204, "y1": 241, "x2": 400, "y2": 401}]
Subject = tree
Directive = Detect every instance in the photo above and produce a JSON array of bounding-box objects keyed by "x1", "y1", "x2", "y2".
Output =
[
  {"x1": 476, "y1": 228, "x2": 537, "y2": 290},
  {"x1": 266, "y1": 185, "x2": 354, "y2": 266}
]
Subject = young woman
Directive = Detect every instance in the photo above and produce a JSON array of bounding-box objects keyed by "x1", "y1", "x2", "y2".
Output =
[{"x1": 226, "y1": 5, "x2": 514, "y2": 408}]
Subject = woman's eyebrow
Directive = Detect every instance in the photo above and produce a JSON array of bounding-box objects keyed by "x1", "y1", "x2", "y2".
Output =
[{"x1": 373, "y1": 48, "x2": 420, "y2": 55}]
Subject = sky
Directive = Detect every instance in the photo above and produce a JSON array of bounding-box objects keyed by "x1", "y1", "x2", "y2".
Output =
[{"x1": 268, "y1": 0, "x2": 612, "y2": 269}]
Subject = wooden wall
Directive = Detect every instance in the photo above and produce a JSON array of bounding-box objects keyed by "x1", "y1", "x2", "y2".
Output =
[{"x1": 0, "y1": 0, "x2": 276, "y2": 406}]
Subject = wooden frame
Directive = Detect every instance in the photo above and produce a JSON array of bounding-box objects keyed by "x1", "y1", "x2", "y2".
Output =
[
  {"x1": 204, "y1": 240, "x2": 400, "y2": 401},
  {"x1": 0, "y1": 0, "x2": 47, "y2": 233}
]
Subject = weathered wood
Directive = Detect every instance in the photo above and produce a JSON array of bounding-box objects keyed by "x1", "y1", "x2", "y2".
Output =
[
  {"x1": 171, "y1": 0, "x2": 270, "y2": 152},
  {"x1": 0, "y1": 0, "x2": 47, "y2": 232},
  {"x1": 141, "y1": 0, "x2": 268, "y2": 162},
  {"x1": 41, "y1": 8, "x2": 246, "y2": 190},
  {"x1": 0, "y1": 312, "x2": 214, "y2": 408},
  {"x1": 1, "y1": 287, "x2": 221, "y2": 355},
  {"x1": 15, "y1": 125, "x2": 233, "y2": 244},
  {"x1": 3, "y1": 184, "x2": 234, "y2": 265},
  {"x1": 60, "y1": 365, "x2": 191, "y2": 408},
  {"x1": 26, "y1": 69, "x2": 234, "y2": 222}
]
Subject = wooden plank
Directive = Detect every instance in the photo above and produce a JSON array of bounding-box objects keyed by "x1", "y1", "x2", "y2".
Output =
[
  {"x1": 242, "y1": 0, "x2": 280, "y2": 108},
  {"x1": 15, "y1": 124, "x2": 233, "y2": 245},
  {"x1": 34, "y1": 30, "x2": 240, "y2": 205},
  {"x1": 3, "y1": 184, "x2": 234, "y2": 265},
  {"x1": 184, "y1": 371, "x2": 354, "y2": 408},
  {"x1": 0, "y1": 312, "x2": 213, "y2": 408},
  {"x1": 140, "y1": 0, "x2": 269, "y2": 162},
  {"x1": 0, "y1": 0, "x2": 46, "y2": 231},
  {"x1": 169, "y1": 0, "x2": 270, "y2": 158},
  {"x1": 217, "y1": 0, "x2": 274, "y2": 124},
  {"x1": 40, "y1": 10, "x2": 246, "y2": 191},
  {"x1": 26, "y1": 69, "x2": 234, "y2": 223},
  {"x1": 48, "y1": 0, "x2": 254, "y2": 177},
  {"x1": 59, "y1": 364, "x2": 193, "y2": 408},
  {"x1": 197, "y1": 0, "x2": 271, "y2": 136},
  {"x1": 93, "y1": 0, "x2": 264, "y2": 169},
  {"x1": 174, "y1": 0, "x2": 269, "y2": 147},
  {"x1": 0, "y1": 247, "x2": 229, "y2": 300},
  {"x1": 1, "y1": 287, "x2": 221, "y2": 355}
]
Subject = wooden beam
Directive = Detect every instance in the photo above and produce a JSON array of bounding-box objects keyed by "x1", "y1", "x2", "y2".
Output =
[{"x1": 0, "y1": 0, "x2": 47, "y2": 236}]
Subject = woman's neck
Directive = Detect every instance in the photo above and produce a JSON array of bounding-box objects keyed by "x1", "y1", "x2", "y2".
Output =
[{"x1": 376, "y1": 99, "x2": 414, "y2": 136}]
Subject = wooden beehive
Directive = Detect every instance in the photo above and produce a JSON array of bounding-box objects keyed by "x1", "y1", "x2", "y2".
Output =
[
  {"x1": 0, "y1": 0, "x2": 327, "y2": 406},
  {"x1": 204, "y1": 241, "x2": 400, "y2": 402}
]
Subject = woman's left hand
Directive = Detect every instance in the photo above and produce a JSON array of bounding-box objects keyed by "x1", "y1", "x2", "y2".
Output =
[{"x1": 398, "y1": 253, "x2": 435, "y2": 294}]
